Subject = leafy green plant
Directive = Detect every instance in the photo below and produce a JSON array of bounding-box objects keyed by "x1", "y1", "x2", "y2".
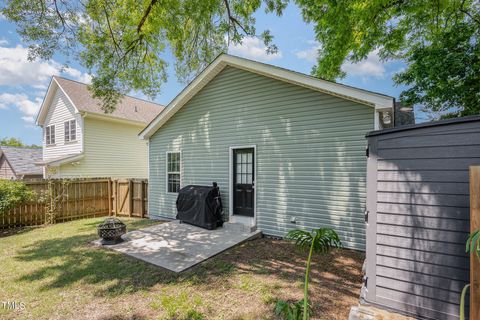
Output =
[
  {"x1": 37, "y1": 168, "x2": 70, "y2": 225},
  {"x1": 460, "y1": 284, "x2": 470, "y2": 320},
  {"x1": 466, "y1": 229, "x2": 480, "y2": 259},
  {"x1": 461, "y1": 229, "x2": 480, "y2": 320},
  {"x1": 0, "y1": 180, "x2": 34, "y2": 214},
  {"x1": 277, "y1": 228, "x2": 341, "y2": 320},
  {"x1": 275, "y1": 299, "x2": 306, "y2": 320}
]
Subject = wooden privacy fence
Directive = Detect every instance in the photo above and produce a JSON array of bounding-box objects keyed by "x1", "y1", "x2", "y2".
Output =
[
  {"x1": 0, "y1": 178, "x2": 148, "y2": 229},
  {"x1": 112, "y1": 179, "x2": 148, "y2": 218}
]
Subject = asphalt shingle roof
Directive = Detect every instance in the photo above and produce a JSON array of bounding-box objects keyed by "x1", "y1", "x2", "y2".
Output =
[
  {"x1": 54, "y1": 76, "x2": 164, "y2": 124},
  {"x1": 0, "y1": 146, "x2": 43, "y2": 175}
]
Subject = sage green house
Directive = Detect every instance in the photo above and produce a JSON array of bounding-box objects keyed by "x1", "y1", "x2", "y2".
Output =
[{"x1": 140, "y1": 54, "x2": 394, "y2": 250}]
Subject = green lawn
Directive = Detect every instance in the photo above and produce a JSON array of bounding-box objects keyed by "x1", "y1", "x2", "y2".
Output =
[{"x1": 0, "y1": 218, "x2": 364, "y2": 320}]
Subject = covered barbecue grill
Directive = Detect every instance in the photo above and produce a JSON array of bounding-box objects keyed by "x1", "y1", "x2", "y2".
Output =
[{"x1": 176, "y1": 182, "x2": 223, "y2": 230}]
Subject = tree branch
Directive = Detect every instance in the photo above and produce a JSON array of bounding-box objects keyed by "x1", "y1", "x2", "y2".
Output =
[
  {"x1": 460, "y1": 8, "x2": 480, "y2": 26},
  {"x1": 103, "y1": 6, "x2": 121, "y2": 55},
  {"x1": 137, "y1": 0, "x2": 158, "y2": 33},
  {"x1": 223, "y1": 0, "x2": 252, "y2": 36},
  {"x1": 53, "y1": 0, "x2": 66, "y2": 34}
]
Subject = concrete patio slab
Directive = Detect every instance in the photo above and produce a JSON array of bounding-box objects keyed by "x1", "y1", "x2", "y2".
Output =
[{"x1": 93, "y1": 220, "x2": 262, "y2": 272}]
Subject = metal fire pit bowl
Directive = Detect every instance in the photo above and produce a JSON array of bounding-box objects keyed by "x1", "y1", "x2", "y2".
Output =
[{"x1": 97, "y1": 217, "x2": 126, "y2": 245}]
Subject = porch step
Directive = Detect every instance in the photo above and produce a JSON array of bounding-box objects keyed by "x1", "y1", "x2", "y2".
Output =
[
  {"x1": 222, "y1": 222, "x2": 257, "y2": 233},
  {"x1": 349, "y1": 305, "x2": 414, "y2": 320}
]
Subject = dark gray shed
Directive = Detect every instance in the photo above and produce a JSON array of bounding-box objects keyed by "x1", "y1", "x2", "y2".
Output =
[{"x1": 364, "y1": 115, "x2": 480, "y2": 320}]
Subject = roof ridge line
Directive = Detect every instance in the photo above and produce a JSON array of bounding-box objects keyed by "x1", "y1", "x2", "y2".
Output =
[{"x1": 53, "y1": 75, "x2": 165, "y2": 107}]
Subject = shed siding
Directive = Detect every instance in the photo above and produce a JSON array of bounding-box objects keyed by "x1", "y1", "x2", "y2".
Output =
[
  {"x1": 59, "y1": 117, "x2": 149, "y2": 178},
  {"x1": 149, "y1": 67, "x2": 373, "y2": 250},
  {"x1": 43, "y1": 89, "x2": 83, "y2": 161},
  {"x1": 366, "y1": 119, "x2": 480, "y2": 319},
  {"x1": 0, "y1": 155, "x2": 16, "y2": 179}
]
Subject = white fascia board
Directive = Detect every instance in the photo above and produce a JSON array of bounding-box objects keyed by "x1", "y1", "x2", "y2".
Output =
[
  {"x1": 53, "y1": 77, "x2": 81, "y2": 115},
  {"x1": 36, "y1": 77, "x2": 81, "y2": 126},
  {"x1": 139, "y1": 54, "x2": 394, "y2": 139},
  {"x1": 229, "y1": 55, "x2": 394, "y2": 109},
  {"x1": 139, "y1": 57, "x2": 226, "y2": 140},
  {"x1": 35, "y1": 78, "x2": 57, "y2": 126},
  {"x1": 37, "y1": 153, "x2": 84, "y2": 166}
]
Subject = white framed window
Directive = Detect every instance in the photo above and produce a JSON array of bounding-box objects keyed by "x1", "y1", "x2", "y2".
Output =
[
  {"x1": 166, "y1": 152, "x2": 181, "y2": 193},
  {"x1": 64, "y1": 120, "x2": 76, "y2": 142},
  {"x1": 45, "y1": 125, "x2": 55, "y2": 145}
]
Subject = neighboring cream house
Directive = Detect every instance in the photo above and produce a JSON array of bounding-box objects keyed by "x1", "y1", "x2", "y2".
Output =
[{"x1": 36, "y1": 76, "x2": 163, "y2": 178}]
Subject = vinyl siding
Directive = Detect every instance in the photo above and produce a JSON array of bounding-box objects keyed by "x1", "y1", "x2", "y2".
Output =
[
  {"x1": 365, "y1": 118, "x2": 480, "y2": 320},
  {"x1": 43, "y1": 89, "x2": 83, "y2": 160},
  {"x1": 149, "y1": 66, "x2": 373, "y2": 250},
  {"x1": 59, "y1": 117, "x2": 148, "y2": 178}
]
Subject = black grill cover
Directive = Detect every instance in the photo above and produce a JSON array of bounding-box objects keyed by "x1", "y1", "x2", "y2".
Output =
[{"x1": 176, "y1": 183, "x2": 223, "y2": 230}]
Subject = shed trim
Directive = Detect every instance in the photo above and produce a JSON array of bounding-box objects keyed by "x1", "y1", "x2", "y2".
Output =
[{"x1": 367, "y1": 114, "x2": 480, "y2": 137}]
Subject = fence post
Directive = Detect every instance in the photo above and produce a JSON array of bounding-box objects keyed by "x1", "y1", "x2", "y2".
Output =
[
  {"x1": 470, "y1": 166, "x2": 480, "y2": 320},
  {"x1": 140, "y1": 180, "x2": 145, "y2": 218},
  {"x1": 107, "y1": 179, "x2": 112, "y2": 216},
  {"x1": 128, "y1": 179, "x2": 133, "y2": 217},
  {"x1": 113, "y1": 179, "x2": 118, "y2": 216}
]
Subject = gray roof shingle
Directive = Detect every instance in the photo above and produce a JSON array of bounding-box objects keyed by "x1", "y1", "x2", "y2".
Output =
[
  {"x1": 0, "y1": 146, "x2": 43, "y2": 175},
  {"x1": 54, "y1": 76, "x2": 164, "y2": 124}
]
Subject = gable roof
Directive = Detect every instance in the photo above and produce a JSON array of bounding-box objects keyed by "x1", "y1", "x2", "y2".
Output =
[
  {"x1": 0, "y1": 146, "x2": 43, "y2": 176},
  {"x1": 139, "y1": 54, "x2": 395, "y2": 139},
  {"x1": 36, "y1": 76, "x2": 164, "y2": 126}
]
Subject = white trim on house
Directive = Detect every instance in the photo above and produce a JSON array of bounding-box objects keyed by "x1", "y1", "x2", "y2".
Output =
[
  {"x1": 228, "y1": 145, "x2": 257, "y2": 228},
  {"x1": 139, "y1": 54, "x2": 395, "y2": 139},
  {"x1": 165, "y1": 150, "x2": 182, "y2": 194},
  {"x1": 35, "y1": 153, "x2": 84, "y2": 166},
  {"x1": 36, "y1": 77, "x2": 80, "y2": 126}
]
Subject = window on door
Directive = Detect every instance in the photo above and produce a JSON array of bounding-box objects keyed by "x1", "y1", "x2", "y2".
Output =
[
  {"x1": 236, "y1": 151, "x2": 253, "y2": 184},
  {"x1": 166, "y1": 152, "x2": 181, "y2": 193},
  {"x1": 64, "y1": 120, "x2": 76, "y2": 142},
  {"x1": 45, "y1": 125, "x2": 55, "y2": 145}
]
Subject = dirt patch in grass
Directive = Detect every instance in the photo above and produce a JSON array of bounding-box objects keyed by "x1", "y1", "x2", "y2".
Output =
[{"x1": 0, "y1": 218, "x2": 364, "y2": 320}]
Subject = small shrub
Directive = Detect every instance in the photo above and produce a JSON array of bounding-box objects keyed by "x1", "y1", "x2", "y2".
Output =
[
  {"x1": 0, "y1": 180, "x2": 34, "y2": 214},
  {"x1": 37, "y1": 178, "x2": 70, "y2": 225},
  {"x1": 275, "y1": 299, "x2": 307, "y2": 320}
]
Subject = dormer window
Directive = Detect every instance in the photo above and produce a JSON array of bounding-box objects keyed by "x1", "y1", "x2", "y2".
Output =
[
  {"x1": 46, "y1": 125, "x2": 55, "y2": 145},
  {"x1": 64, "y1": 120, "x2": 76, "y2": 142}
]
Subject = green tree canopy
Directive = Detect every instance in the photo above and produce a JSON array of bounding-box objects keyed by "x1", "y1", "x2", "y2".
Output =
[
  {"x1": 2, "y1": 0, "x2": 479, "y2": 118},
  {"x1": 295, "y1": 0, "x2": 480, "y2": 118},
  {"x1": 1, "y1": 0, "x2": 286, "y2": 112},
  {"x1": 0, "y1": 137, "x2": 41, "y2": 148},
  {"x1": 394, "y1": 22, "x2": 480, "y2": 118}
]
